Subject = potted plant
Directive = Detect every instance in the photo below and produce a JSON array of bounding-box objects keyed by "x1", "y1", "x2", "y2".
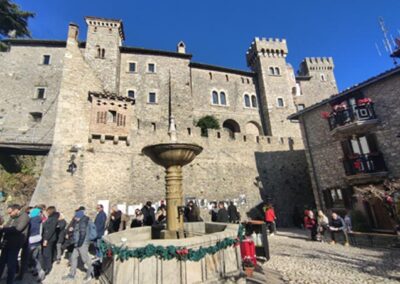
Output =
[{"x1": 242, "y1": 257, "x2": 255, "y2": 277}]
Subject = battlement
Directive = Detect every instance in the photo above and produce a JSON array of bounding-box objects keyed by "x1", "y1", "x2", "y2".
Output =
[
  {"x1": 298, "y1": 57, "x2": 334, "y2": 76},
  {"x1": 86, "y1": 122, "x2": 304, "y2": 152},
  {"x1": 246, "y1": 37, "x2": 288, "y2": 67},
  {"x1": 85, "y1": 16, "x2": 124, "y2": 40}
]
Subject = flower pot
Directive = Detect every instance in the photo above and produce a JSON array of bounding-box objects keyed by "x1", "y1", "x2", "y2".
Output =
[{"x1": 244, "y1": 267, "x2": 254, "y2": 277}]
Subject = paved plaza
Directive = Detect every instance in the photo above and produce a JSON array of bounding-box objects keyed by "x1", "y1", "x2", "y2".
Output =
[{"x1": 265, "y1": 229, "x2": 400, "y2": 284}]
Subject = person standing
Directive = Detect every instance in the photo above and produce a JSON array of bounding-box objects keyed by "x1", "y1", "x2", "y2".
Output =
[
  {"x1": 209, "y1": 202, "x2": 218, "y2": 222},
  {"x1": 185, "y1": 201, "x2": 201, "y2": 222},
  {"x1": 107, "y1": 206, "x2": 122, "y2": 234},
  {"x1": 227, "y1": 202, "x2": 240, "y2": 224},
  {"x1": 0, "y1": 204, "x2": 30, "y2": 284},
  {"x1": 63, "y1": 208, "x2": 93, "y2": 282},
  {"x1": 141, "y1": 202, "x2": 155, "y2": 226},
  {"x1": 42, "y1": 206, "x2": 59, "y2": 275},
  {"x1": 28, "y1": 207, "x2": 45, "y2": 281},
  {"x1": 264, "y1": 203, "x2": 277, "y2": 235},
  {"x1": 55, "y1": 213, "x2": 67, "y2": 264},
  {"x1": 94, "y1": 204, "x2": 107, "y2": 257},
  {"x1": 130, "y1": 209, "x2": 144, "y2": 228},
  {"x1": 216, "y1": 202, "x2": 229, "y2": 223}
]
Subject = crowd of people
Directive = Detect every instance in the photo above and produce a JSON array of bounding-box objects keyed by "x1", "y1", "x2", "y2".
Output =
[
  {"x1": 0, "y1": 199, "x2": 243, "y2": 284},
  {"x1": 0, "y1": 198, "x2": 352, "y2": 284},
  {"x1": 262, "y1": 203, "x2": 352, "y2": 246}
]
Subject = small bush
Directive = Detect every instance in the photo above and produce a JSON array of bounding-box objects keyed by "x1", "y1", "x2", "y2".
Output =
[{"x1": 195, "y1": 115, "x2": 220, "y2": 137}]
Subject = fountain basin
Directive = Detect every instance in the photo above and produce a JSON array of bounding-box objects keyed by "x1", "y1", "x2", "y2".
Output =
[
  {"x1": 100, "y1": 222, "x2": 244, "y2": 284},
  {"x1": 142, "y1": 143, "x2": 203, "y2": 168}
]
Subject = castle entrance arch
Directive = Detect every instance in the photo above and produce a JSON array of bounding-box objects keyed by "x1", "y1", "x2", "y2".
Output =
[
  {"x1": 223, "y1": 119, "x2": 241, "y2": 138},
  {"x1": 245, "y1": 121, "x2": 261, "y2": 136}
]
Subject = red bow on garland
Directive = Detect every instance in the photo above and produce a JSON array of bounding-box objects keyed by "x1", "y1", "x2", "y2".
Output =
[
  {"x1": 176, "y1": 248, "x2": 189, "y2": 256},
  {"x1": 357, "y1": 98, "x2": 372, "y2": 105}
]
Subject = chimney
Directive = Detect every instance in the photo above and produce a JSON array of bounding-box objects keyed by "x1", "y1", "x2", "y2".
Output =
[
  {"x1": 68, "y1": 23, "x2": 79, "y2": 42},
  {"x1": 177, "y1": 41, "x2": 186, "y2": 54}
]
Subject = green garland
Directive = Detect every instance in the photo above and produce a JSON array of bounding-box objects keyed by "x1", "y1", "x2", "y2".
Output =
[{"x1": 99, "y1": 224, "x2": 244, "y2": 262}]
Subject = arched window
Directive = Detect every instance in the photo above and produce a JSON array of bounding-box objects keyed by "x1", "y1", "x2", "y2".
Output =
[
  {"x1": 244, "y1": 94, "x2": 250, "y2": 107},
  {"x1": 101, "y1": 48, "x2": 105, "y2": 58},
  {"x1": 275, "y1": 67, "x2": 280, "y2": 75},
  {"x1": 223, "y1": 119, "x2": 241, "y2": 138},
  {"x1": 251, "y1": 95, "x2": 258, "y2": 108},
  {"x1": 209, "y1": 72, "x2": 213, "y2": 80},
  {"x1": 212, "y1": 91, "x2": 219, "y2": 104},
  {"x1": 320, "y1": 74, "x2": 326, "y2": 81},
  {"x1": 269, "y1": 67, "x2": 275, "y2": 75},
  {"x1": 277, "y1": 97, "x2": 284, "y2": 107},
  {"x1": 220, "y1": 92, "x2": 226, "y2": 105}
]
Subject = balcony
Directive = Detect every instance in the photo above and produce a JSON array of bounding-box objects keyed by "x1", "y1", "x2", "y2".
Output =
[
  {"x1": 343, "y1": 153, "x2": 388, "y2": 185},
  {"x1": 328, "y1": 103, "x2": 379, "y2": 137}
]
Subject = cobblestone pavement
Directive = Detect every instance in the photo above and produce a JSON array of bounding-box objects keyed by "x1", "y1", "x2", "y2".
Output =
[{"x1": 265, "y1": 229, "x2": 400, "y2": 284}]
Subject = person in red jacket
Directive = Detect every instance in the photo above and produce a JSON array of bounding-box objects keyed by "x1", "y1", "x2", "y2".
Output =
[
  {"x1": 264, "y1": 203, "x2": 277, "y2": 235},
  {"x1": 304, "y1": 210, "x2": 318, "y2": 241}
]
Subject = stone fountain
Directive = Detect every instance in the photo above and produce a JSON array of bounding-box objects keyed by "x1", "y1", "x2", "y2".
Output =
[
  {"x1": 100, "y1": 76, "x2": 243, "y2": 284},
  {"x1": 142, "y1": 117, "x2": 202, "y2": 238}
]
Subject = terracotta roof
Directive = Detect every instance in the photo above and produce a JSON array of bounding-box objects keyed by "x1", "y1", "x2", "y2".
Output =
[
  {"x1": 89, "y1": 92, "x2": 135, "y2": 104},
  {"x1": 288, "y1": 65, "x2": 400, "y2": 120},
  {"x1": 120, "y1": 46, "x2": 192, "y2": 59}
]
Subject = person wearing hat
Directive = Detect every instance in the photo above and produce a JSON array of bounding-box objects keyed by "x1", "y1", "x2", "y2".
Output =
[{"x1": 63, "y1": 207, "x2": 93, "y2": 282}]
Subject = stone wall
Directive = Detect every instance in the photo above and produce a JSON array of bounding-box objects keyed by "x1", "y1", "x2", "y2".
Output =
[
  {"x1": 298, "y1": 70, "x2": 400, "y2": 210},
  {"x1": 0, "y1": 43, "x2": 65, "y2": 144}
]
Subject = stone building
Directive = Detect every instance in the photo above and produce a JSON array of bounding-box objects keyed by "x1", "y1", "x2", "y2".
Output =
[
  {"x1": 289, "y1": 66, "x2": 400, "y2": 230},
  {"x1": 0, "y1": 16, "x2": 338, "y2": 223}
]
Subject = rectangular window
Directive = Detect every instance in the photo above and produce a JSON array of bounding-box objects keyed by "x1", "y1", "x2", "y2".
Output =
[
  {"x1": 148, "y1": 63, "x2": 156, "y2": 73},
  {"x1": 148, "y1": 92, "x2": 157, "y2": 103},
  {"x1": 277, "y1": 98, "x2": 284, "y2": 107},
  {"x1": 128, "y1": 62, "x2": 136, "y2": 72},
  {"x1": 296, "y1": 104, "x2": 305, "y2": 111},
  {"x1": 29, "y1": 112, "x2": 43, "y2": 123},
  {"x1": 127, "y1": 90, "x2": 135, "y2": 99},
  {"x1": 42, "y1": 55, "x2": 50, "y2": 65},
  {"x1": 36, "y1": 88, "x2": 46, "y2": 99}
]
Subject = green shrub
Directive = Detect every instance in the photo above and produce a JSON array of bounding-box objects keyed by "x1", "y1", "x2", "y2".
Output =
[{"x1": 195, "y1": 115, "x2": 220, "y2": 137}]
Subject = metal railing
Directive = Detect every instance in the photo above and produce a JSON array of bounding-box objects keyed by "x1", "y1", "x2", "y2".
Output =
[
  {"x1": 343, "y1": 153, "x2": 387, "y2": 176},
  {"x1": 328, "y1": 104, "x2": 377, "y2": 131}
]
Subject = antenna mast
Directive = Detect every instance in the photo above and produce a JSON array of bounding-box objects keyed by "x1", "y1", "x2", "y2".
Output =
[{"x1": 379, "y1": 17, "x2": 398, "y2": 65}]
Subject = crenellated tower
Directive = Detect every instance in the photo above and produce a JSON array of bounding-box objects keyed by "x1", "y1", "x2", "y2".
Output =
[
  {"x1": 295, "y1": 57, "x2": 338, "y2": 108},
  {"x1": 84, "y1": 16, "x2": 124, "y2": 93},
  {"x1": 246, "y1": 37, "x2": 300, "y2": 138}
]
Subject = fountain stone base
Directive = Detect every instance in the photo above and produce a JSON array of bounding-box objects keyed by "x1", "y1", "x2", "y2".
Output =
[{"x1": 100, "y1": 222, "x2": 244, "y2": 284}]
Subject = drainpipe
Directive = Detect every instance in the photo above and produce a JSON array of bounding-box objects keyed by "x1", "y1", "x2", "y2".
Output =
[{"x1": 300, "y1": 117, "x2": 324, "y2": 210}]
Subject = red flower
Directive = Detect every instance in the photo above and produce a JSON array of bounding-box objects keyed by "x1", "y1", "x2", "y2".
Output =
[
  {"x1": 321, "y1": 112, "x2": 331, "y2": 119},
  {"x1": 357, "y1": 98, "x2": 372, "y2": 105},
  {"x1": 107, "y1": 249, "x2": 113, "y2": 258},
  {"x1": 176, "y1": 248, "x2": 189, "y2": 256}
]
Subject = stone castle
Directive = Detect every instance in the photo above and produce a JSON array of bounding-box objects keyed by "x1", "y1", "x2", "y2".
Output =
[{"x1": 0, "y1": 17, "x2": 339, "y2": 223}]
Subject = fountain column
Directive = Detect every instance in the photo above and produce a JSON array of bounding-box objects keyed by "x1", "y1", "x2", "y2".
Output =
[{"x1": 165, "y1": 165, "x2": 183, "y2": 232}]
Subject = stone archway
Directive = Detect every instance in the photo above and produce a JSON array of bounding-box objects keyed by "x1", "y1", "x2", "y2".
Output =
[
  {"x1": 223, "y1": 119, "x2": 241, "y2": 138},
  {"x1": 245, "y1": 121, "x2": 261, "y2": 136}
]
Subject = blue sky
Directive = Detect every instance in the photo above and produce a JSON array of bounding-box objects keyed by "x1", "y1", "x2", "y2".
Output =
[{"x1": 15, "y1": 0, "x2": 400, "y2": 91}]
